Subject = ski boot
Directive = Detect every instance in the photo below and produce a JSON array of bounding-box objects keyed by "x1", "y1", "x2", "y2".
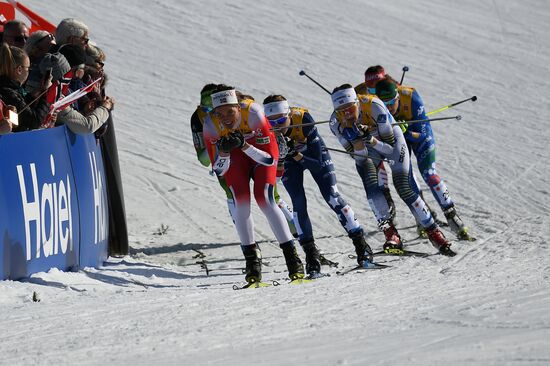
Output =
[
  {"x1": 300, "y1": 239, "x2": 322, "y2": 275},
  {"x1": 416, "y1": 222, "x2": 428, "y2": 238},
  {"x1": 380, "y1": 221, "x2": 403, "y2": 255},
  {"x1": 280, "y1": 241, "x2": 305, "y2": 280},
  {"x1": 242, "y1": 244, "x2": 262, "y2": 283},
  {"x1": 349, "y1": 229, "x2": 373, "y2": 266},
  {"x1": 444, "y1": 206, "x2": 473, "y2": 241},
  {"x1": 427, "y1": 226, "x2": 456, "y2": 257}
]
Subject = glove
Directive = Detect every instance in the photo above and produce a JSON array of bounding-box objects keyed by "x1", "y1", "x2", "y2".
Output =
[
  {"x1": 285, "y1": 137, "x2": 298, "y2": 159},
  {"x1": 341, "y1": 124, "x2": 361, "y2": 141},
  {"x1": 398, "y1": 121, "x2": 408, "y2": 133},
  {"x1": 218, "y1": 131, "x2": 245, "y2": 153},
  {"x1": 354, "y1": 124, "x2": 374, "y2": 145}
]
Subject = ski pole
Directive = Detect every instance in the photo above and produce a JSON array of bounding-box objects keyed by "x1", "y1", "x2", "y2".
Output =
[
  {"x1": 391, "y1": 115, "x2": 461, "y2": 126},
  {"x1": 271, "y1": 119, "x2": 332, "y2": 131},
  {"x1": 323, "y1": 146, "x2": 394, "y2": 165},
  {"x1": 399, "y1": 66, "x2": 409, "y2": 85},
  {"x1": 299, "y1": 70, "x2": 332, "y2": 95},
  {"x1": 426, "y1": 96, "x2": 477, "y2": 116}
]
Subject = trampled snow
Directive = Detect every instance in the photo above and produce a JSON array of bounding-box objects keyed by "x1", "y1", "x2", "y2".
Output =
[{"x1": 1, "y1": 1, "x2": 549, "y2": 365}]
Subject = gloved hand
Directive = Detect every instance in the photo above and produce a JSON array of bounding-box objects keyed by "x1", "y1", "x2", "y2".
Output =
[
  {"x1": 218, "y1": 131, "x2": 245, "y2": 153},
  {"x1": 357, "y1": 124, "x2": 374, "y2": 145},
  {"x1": 341, "y1": 124, "x2": 362, "y2": 141},
  {"x1": 398, "y1": 121, "x2": 408, "y2": 133},
  {"x1": 285, "y1": 137, "x2": 298, "y2": 159}
]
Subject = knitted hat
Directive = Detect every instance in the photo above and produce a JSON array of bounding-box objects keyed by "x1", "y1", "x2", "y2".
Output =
[
  {"x1": 375, "y1": 80, "x2": 398, "y2": 102},
  {"x1": 39, "y1": 53, "x2": 71, "y2": 82},
  {"x1": 59, "y1": 44, "x2": 87, "y2": 67},
  {"x1": 55, "y1": 18, "x2": 88, "y2": 45},
  {"x1": 23, "y1": 30, "x2": 51, "y2": 53},
  {"x1": 364, "y1": 66, "x2": 386, "y2": 88}
]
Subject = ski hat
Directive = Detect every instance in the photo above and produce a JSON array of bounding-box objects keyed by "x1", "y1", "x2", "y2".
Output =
[
  {"x1": 331, "y1": 87, "x2": 358, "y2": 109},
  {"x1": 39, "y1": 53, "x2": 71, "y2": 82},
  {"x1": 264, "y1": 100, "x2": 290, "y2": 118},
  {"x1": 375, "y1": 80, "x2": 398, "y2": 102},
  {"x1": 365, "y1": 67, "x2": 386, "y2": 88},
  {"x1": 211, "y1": 89, "x2": 239, "y2": 109},
  {"x1": 200, "y1": 85, "x2": 218, "y2": 109},
  {"x1": 59, "y1": 44, "x2": 87, "y2": 68},
  {"x1": 24, "y1": 30, "x2": 53, "y2": 53}
]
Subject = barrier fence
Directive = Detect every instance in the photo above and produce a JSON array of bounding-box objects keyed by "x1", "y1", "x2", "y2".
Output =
[{"x1": 1, "y1": 126, "x2": 109, "y2": 280}]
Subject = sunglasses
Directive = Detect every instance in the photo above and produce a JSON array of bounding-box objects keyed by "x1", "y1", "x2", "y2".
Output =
[
  {"x1": 335, "y1": 103, "x2": 358, "y2": 119},
  {"x1": 12, "y1": 35, "x2": 29, "y2": 43},
  {"x1": 36, "y1": 33, "x2": 54, "y2": 44},
  {"x1": 200, "y1": 106, "x2": 213, "y2": 113},
  {"x1": 267, "y1": 115, "x2": 288, "y2": 126},
  {"x1": 383, "y1": 95, "x2": 399, "y2": 106}
]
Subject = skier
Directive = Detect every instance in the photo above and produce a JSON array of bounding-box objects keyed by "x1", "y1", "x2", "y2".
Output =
[
  {"x1": 190, "y1": 85, "x2": 297, "y2": 235},
  {"x1": 263, "y1": 95, "x2": 373, "y2": 273},
  {"x1": 202, "y1": 85, "x2": 305, "y2": 283},
  {"x1": 190, "y1": 83, "x2": 237, "y2": 221},
  {"x1": 374, "y1": 78, "x2": 471, "y2": 240},
  {"x1": 329, "y1": 84, "x2": 455, "y2": 256}
]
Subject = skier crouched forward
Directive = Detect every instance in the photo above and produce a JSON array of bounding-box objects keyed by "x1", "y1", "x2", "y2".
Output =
[{"x1": 202, "y1": 85, "x2": 304, "y2": 284}]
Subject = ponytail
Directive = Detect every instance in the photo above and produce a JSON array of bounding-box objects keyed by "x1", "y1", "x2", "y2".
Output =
[{"x1": 0, "y1": 43, "x2": 28, "y2": 79}]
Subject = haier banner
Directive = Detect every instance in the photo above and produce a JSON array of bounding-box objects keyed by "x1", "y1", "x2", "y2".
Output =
[{"x1": 0, "y1": 126, "x2": 108, "y2": 280}]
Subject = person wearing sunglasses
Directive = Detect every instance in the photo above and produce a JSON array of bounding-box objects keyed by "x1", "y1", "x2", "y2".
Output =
[
  {"x1": 375, "y1": 79, "x2": 472, "y2": 241},
  {"x1": 263, "y1": 94, "x2": 373, "y2": 273},
  {"x1": 329, "y1": 84, "x2": 456, "y2": 256},
  {"x1": 202, "y1": 85, "x2": 305, "y2": 284},
  {"x1": 1, "y1": 20, "x2": 29, "y2": 49},
  {"x1": 55, "y1": 18, "x2": 90, "y2": 50}
]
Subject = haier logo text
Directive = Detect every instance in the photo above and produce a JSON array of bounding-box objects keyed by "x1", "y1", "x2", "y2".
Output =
[{"x1": 17, "y1": 155, "x2": 73, "y2": 261}]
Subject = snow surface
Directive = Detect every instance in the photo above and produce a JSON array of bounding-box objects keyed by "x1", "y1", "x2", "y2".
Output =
[{"x1": 2, "y1": 0, "x2": 550, "y2": 365}]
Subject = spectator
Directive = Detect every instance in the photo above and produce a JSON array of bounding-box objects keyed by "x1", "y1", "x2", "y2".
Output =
[
  {"x1": 38, "y1": 51, "x2": 114, "y2": 134},
  {"x1": 24, "y1": 30, "x2": 56, "y2": 63},
  {"x1": 55, "y1": 18, "x2": 89, "y2": 50},
  {"x1": 0, "y1": 43, "x2": 50, "y2": 132},
  {"x1": 84, "y1": 44, "x2": 107, "y2": 92},
  {"x1": 59, "y1": 44, "x2": 88, "y2": 109},
  {"x1": 24, "y1": 31, "x2": 57, "y2": 94},
  {"x1": 2, "y1": 20, "x2": 29, "y2": 48}
]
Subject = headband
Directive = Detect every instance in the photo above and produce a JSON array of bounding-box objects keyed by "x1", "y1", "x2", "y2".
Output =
[
  {"x1": 263, "y1": 101, "x2": 290, "y2": 117},
  {"x1": 331, "y1": 88, "x2": 358, "y2": 109},
  {"x1": 211, "y1": 89, "x2": 239, "y2": 109}
]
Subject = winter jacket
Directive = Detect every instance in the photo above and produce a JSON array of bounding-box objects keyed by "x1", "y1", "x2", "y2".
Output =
[
  {"x1": 0, "y1": 75, "x2": 50, "y2": 132},
  {"x1": 56, "y1": 105, "x2": 110, "y2": 135}
]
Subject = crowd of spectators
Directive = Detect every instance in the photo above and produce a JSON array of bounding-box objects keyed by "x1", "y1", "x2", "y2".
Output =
[{"x1": 0, "y1": 17, "x2": 114, "y2": 136}]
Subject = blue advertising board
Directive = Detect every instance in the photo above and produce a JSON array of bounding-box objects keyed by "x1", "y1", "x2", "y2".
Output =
[{"x1": 0, "y1": 126, "x2": 109, "y2": 280}]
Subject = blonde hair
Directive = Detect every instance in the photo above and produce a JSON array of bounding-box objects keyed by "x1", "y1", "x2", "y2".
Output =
[{"x1": 0, "y1": 43, "x2": 28, "y2": 79}]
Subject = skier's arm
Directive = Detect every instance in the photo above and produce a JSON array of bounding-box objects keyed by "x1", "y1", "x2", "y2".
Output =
[
  {"x1": 406, "y1": 90, "x2": 429, "y2": 142},
  {"x1": 243, "y1": 102, "x2": 276, "y2": 166},
  {"x1": 365, "y1": 99, "x2": 396, "y2": 156},
  {"x1": 202, "y1": 116, "x2": 230, "y2": 176},
  {"x1": 191, "y1": 110, "x2": 211, "y2": 167},
  {"x1": 289, "y1": 113, "x2": 324, "y2": 172}
]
